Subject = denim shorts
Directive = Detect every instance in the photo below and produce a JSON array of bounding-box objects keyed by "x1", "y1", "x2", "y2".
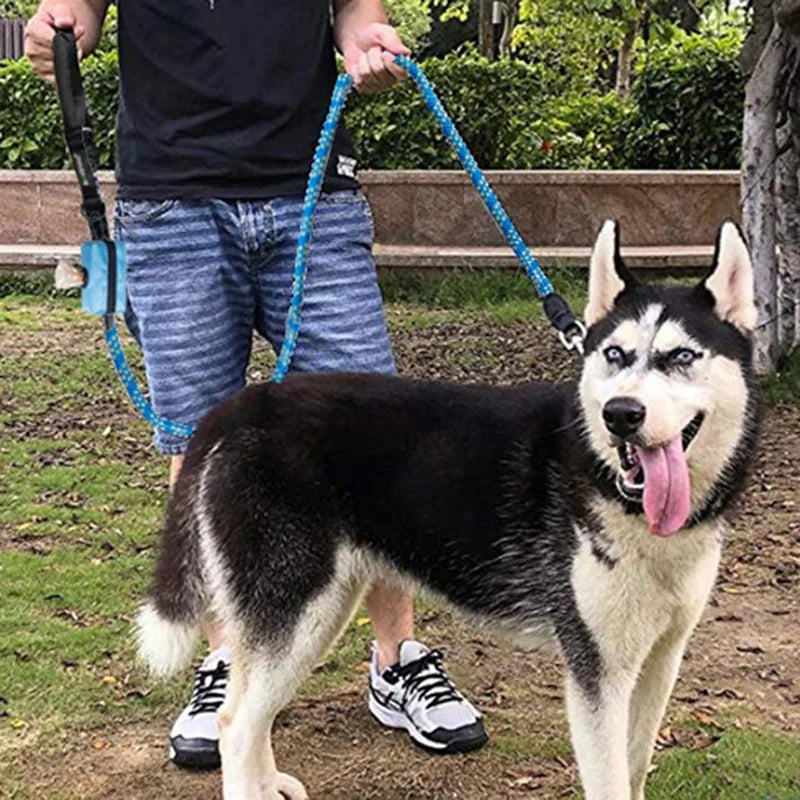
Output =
[{"x1": 115, "y1": 191, "x2": 395, "y2": 455}]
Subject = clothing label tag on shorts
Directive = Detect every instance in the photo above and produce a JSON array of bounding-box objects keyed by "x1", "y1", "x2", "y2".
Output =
[{"x1": 337, "y1": 155, "x2": 357, "y2": 179}]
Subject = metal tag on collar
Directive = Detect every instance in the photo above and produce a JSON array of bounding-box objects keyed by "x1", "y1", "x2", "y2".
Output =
[{"x1": 558, "y1": 320, "x2": 587, "y2": 356}]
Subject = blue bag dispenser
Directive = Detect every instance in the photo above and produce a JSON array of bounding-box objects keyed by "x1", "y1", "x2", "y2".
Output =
[{"x1": 80, "y1": 241, "x2": 127, "y2": 316}]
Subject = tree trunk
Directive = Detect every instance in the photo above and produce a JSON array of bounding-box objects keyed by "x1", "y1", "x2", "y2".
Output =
[
  {"x1": 741, "y1": 21, "x2": 787, "y2": 375},
  {"x1": 776, "y1": 0, "x2": 800, "y2": 35},
  {"x1": 498, "y1": 0, "x2": 518, "y2": 58},
  {"x1": 479, "y1": 0, "x2": 494, "y2": 59},
  {"x1": 615, "y1": 16, "x2": 639, "y2": 99},
  {"x1": 776, "y1": 118, "x2": 800, "y2": 351}
]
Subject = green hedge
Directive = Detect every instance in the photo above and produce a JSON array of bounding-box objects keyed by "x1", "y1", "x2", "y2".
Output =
[
  {"x1": 0, "y1": 35, "x2": 743, "y2": 172},
  {"x1": 0, "y1": 50, "x2": 119, "y2": 169},
  {"x1": 624, "y1": 30, "x2": 744, "y2": 169},
  {"x1": 345, "y1": 50, "x2": 560, "y2": 169}
]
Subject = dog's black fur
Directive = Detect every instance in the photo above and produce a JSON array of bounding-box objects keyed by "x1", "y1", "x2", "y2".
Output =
[
  {"x1": 154, "y1": 345, "x2": 755, "y2": 704},
  {"x1": 141, "y1": 220, "x2": 762, "y2": 800}
]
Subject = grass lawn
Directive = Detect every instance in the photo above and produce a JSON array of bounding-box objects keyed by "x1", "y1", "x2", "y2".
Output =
[{"x1": 1, "y1": 272, "x2": 798, "y2": 799}]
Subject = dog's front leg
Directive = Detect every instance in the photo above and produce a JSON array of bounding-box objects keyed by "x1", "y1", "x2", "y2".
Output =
[
  {"x1": 628, "y1": 544, "x2": 720, "y2": 799},
  {"x1": 566, "y1": 669, "x2": 635, "y2": 800},
  {"x1": 626, "y1": 630, "x2": 691, "y2": 800}
]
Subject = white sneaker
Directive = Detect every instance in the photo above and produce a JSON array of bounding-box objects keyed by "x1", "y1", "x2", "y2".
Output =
[
  {"x1": 368, "y1": 640, "x2": 488, "y2": 754},
  {"x1": 169, "y1": 647, "x2": 230, "y2": 769}
]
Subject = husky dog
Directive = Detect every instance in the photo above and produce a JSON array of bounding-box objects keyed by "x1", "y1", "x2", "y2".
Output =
[{"x1": 137, "y1": 220, "x2": 759, "y2": 800}]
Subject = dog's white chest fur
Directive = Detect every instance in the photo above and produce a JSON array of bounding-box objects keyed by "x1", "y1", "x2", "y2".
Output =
[{"x1": 572, "y1": 502, "x2": 722, "y2": 672}]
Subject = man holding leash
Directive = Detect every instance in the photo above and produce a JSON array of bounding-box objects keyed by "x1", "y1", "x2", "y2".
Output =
[{"x1": 26, "y1": 0, "x2": 487, "y2": 768}]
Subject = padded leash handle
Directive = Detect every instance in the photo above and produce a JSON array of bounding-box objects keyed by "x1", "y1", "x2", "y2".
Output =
[
  {"x1": 53, "y1": 27, "x2": 109, "y2": 241},
  {"x1": 53, "y1": 29, "x2": 85, "y2": 140}
]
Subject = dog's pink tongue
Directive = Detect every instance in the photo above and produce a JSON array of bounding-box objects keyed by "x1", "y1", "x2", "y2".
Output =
[{"x1": 635, "y1": 436, "x2": 691, "y2": 536}]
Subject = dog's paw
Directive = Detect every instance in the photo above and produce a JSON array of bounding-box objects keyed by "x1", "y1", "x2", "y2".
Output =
[{"x1": 276, "y1": 772, "x2": 308, "y2": 800}]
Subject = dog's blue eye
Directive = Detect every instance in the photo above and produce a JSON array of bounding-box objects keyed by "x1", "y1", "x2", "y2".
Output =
[
  {"x1": 604, "y1": 346, "x2": 625, "y2": 365},
  {"x1": 670, "y1": 348, "x2": 698, "y2": 366}
]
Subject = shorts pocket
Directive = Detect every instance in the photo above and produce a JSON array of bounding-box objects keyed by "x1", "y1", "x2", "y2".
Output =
[
  {"x1": 318, "y1": 190, "x2": 366, "y2": 205},
  {"x1": 116, "y1": 199, "x2": 177, "y2": 226}
]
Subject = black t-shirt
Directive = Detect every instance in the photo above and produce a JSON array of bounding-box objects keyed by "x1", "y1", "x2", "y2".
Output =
[{"x1": 115, "y1": 0, "x2": 359, "y2": 200}]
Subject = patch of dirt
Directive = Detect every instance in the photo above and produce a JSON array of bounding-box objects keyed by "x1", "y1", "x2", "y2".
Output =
[{"x1": 2, "y1": 313, "x2": 799, "y2": 799}]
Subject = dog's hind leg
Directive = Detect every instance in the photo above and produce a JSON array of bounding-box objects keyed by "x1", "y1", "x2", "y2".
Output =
[
  {"x1": 219, "y1": 650, "x2": 308, "y2": 800},
  {"x1": 218, "y1": 548, "x2": 370, "y2": 800}
]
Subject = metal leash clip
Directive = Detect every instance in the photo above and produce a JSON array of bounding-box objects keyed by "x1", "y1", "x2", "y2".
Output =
[{"x1": 558, "y1": 320, "x2": 587, "y2": 356}]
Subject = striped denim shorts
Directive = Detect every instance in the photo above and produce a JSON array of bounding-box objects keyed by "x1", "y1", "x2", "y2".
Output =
[{"x1": 115, "y1": 191, "x2": 395, "y2": 455}]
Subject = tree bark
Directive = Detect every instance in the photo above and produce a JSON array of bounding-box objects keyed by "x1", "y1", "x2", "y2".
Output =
[
  {"x1": 479, "y1": 0, "x2": 494, "y2": 58},
  {"x1": 615, "y1": 14, "x2": 640, "y2": 99},
  {"x1": 498, "y1": 0, "x2": 518, "y2": 58},
  {"x1": 776, "y1": 117, "x2": 800, "y2": 351},
  {"x1": 776, "y1": 0, "x2": 800, "y2": 35},
  {"x1": 742, "y1": 18, "x2": 787, "y2": 375}
]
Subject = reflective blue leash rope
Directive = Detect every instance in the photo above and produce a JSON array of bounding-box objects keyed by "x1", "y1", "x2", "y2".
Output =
[
  {"x1": 104, "y1": 322, "x2": 196, "y2": 439},
  {"x1": 273, "y1": 55, "x2": 585, "y2": 386},
  {"x1": 58, "y1": 46, "x2": 583, "y2": 441}
]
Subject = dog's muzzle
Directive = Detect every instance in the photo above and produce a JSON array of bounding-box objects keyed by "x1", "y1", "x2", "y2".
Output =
[{"x1": 615, "y1": 412, "x2": 705, "y2": 503}]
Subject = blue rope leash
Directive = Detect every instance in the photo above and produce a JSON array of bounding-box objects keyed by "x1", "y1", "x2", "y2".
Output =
[
  {"x1": 105, "y1": 322, "x2": 195, "y2": 439},
  {"x1": 102, "y1": 55, "x2": 583, "y2": 440},
  {"x1": 394, "y1": 55, "x2": 554, "y2": 297}
]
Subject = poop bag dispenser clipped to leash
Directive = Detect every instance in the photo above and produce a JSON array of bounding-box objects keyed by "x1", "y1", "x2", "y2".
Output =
[
  {"x1": 53, "y1": 28, "x2": 193, "y2": 439},
  {"x1": 52, "y1": 29, "x2": 127, "y2": 317},
  {"x1": 54, "y1": 30, "x2": 585, "y2": 442}
]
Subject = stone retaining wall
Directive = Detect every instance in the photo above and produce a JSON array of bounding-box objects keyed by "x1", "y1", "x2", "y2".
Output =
[{"x1": 0, "y1": 170, "x2": 739, "y2": 249}]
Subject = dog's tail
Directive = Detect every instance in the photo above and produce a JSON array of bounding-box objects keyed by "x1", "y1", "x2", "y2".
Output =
[{"x1": 136, "y1": 474, "x2": 207, "y2": 678}]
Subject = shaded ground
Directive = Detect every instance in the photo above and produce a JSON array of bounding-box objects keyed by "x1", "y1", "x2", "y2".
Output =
[{"x1": 1, "y1": 292, "x2": 798, "y2": 799}]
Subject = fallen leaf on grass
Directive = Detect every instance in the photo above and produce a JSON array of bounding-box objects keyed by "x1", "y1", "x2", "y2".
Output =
[
  {"x1": 692, "y1": 710, "x2": 724, "y2": 730},
  {"x1": 712, "y1": 687, "x2": 745, "y2": 701},
  {"x1": 53, "y1": 609, "x2": 87, "y2": 627},
  {"x1": 690, "y1": 733, "x2": 720, "y2": 751},
  {"x1": 124, "y1": 689, "x2": 150, "y2": 699}
]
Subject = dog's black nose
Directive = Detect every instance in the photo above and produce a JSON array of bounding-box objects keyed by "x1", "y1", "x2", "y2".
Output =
[{"x1": 603, "y1": 397, "x2": 646, "y2": 439}]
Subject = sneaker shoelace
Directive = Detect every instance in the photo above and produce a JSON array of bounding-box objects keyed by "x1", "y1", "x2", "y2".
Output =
[
  {"x1": 188, "y1": 660, "x2": 229, "y2": 717},
  {"x1": 393, "y1": 649, "x2": 462, "y2": 710}
]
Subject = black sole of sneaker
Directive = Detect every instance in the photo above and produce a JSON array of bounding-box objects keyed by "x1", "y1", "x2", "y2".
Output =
[
  {"x1": 170, "y1": 740, "x2": 221, "y2": 771},
  {"x1": 369, "y1": 706, "x2": 489, "y2": 756},
  {"x1": 409, "y1": 729, "x2": 490, "y2": 756}
]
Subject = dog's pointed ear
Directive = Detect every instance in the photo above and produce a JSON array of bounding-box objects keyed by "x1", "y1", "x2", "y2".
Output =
[
  {"x1": 585, "y1": 220, "x2": 637, "y2": 326},
  {"x1": 700, "y1": 221, "x2": 757, "y2": 333}
]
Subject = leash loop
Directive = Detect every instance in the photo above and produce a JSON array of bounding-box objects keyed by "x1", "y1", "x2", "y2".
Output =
[
  {"x1": 278, "y1": 55, "x2": 585, "y2": 368},
  {"x1": 56, "y1": 37, "x2": 584, "y2": 441}
]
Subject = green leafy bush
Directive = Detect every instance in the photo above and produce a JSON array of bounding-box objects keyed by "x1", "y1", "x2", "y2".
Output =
[
  {"x1": 0, "y1": 49, "x2": 119, "y2": 169},
  {"x1": 384, "y1": 0, "x2": 432, "y2": 52},
  {"x1": 623, "y1": 29, "x2": 745, "y2": 169},
  {"x1": 0, "y1": 37, "x2": 743, "y2": 172},
  {"x1": 505, "y1": 92, "x2": 633, "y2": 169},
  {"x1": 345, "y1": 48, "x2": 556, "y2": 169}
]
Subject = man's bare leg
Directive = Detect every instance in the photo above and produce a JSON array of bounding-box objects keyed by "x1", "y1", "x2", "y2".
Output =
[{"x1": 365, "y1": 578, "x2": 414, "y2": 671}]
